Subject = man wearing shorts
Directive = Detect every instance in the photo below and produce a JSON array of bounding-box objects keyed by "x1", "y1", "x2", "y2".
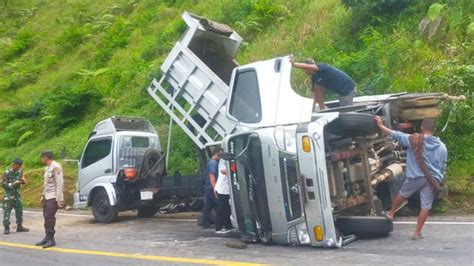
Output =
[
  {"x1": 375, "y1": 117, "x2": 447, "y2": 240},
  {"x1": 290, "y1": 56, "x2": 356, "y2": 111}
]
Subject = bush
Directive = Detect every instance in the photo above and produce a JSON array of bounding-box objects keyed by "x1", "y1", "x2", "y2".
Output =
[
  {"x1": 94, "y1": 17, "x2": 132, "y2": 67},
  {"x1": 342, "y1": 0, "x2": 413, "y2": 31},
  {"x1": 56, "y1": 26, "x2": 87, "y2": 51},
  {"x1": 218, "y1": 0, "x2": 290, "y2": 40},
  {"x1": 2, "y1": 29, "x2": 35, "y2": 60},
  {"x1": 41, "y1": 85, "x2": 102, "y2": 132}
]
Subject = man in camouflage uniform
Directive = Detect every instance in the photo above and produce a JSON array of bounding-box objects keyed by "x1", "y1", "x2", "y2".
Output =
[{"x1": 2, "y1": 158, "x2": 29, "y2": 234}]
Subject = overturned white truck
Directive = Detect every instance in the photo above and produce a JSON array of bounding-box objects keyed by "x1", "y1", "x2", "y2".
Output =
[{"x1": 147, "y1": 12, "x2": 445, "y2": 247}]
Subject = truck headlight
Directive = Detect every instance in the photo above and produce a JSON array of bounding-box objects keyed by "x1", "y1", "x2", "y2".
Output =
[
  {"x1": 274, "y1": 126, "x2": 297, "y2": 153},
  {"x1": 296, "y1": 222, "x2": 310, "y2": 244},
  {"x1": 288, "y1": 226, "x2": 298, "y2": 245},
  {"x1": 288, "y1": 222, "x2": 310, "y2": 245}
]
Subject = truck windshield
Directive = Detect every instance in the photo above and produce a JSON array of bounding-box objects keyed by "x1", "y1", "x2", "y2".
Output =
[
  {"x1": 119, "y1": 136, "x2": 158, "y2": 168},
  {"x1": 229, "y1": 69, "x2": 261, "y2": 123}
]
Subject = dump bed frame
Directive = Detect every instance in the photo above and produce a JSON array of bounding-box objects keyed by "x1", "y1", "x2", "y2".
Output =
[{"x1": 147, "y1": 12, "x2": 243, "y2": 149}]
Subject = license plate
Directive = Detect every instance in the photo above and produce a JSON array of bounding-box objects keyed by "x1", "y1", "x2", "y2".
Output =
[{"x1": 140, "y1": 191, "x2": 154, "y2": 200}]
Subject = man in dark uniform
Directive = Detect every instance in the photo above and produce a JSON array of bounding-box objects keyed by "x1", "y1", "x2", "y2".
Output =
[
  {"x1": 200, "y1": 149, "x2": 221, "y2": 229},
  {"x1": 2, "y1": 158, "x2": 29, "y2": 234},
  {"x1": 290, "y1": 57, "x2": 356, "y2": 110}
]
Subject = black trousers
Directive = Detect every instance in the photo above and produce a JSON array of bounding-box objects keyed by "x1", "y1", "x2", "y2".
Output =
[
  {"x1": 201, "y1": 189, "x2": 217, "y2": 227},
  {"x1": 43, "y1": 198, "x2": 58, "y2": 237},
  {"x1": 215, "y1": 193, "x2": 232, "y2": 231}
]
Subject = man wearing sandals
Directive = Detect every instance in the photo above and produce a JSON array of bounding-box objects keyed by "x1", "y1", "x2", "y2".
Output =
[{"x1": 375, "y1": 117, "x2": 447, "y2": 240}]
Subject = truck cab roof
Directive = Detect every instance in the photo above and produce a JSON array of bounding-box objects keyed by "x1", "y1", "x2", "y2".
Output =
[{"x1": 91, "y1": 116, "x2": 157, "y2": 137}]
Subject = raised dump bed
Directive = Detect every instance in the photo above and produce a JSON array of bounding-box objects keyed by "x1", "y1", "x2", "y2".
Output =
[{"x1": 147, "y1": 12, "x2": 244, "y2": 149}]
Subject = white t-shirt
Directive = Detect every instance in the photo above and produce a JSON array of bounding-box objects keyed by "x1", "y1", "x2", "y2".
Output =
[{"x1": 214, "y1": 159, "x2": 230, "y2": 195}]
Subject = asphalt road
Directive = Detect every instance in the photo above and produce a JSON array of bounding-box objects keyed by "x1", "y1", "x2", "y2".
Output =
[{"x1": 0, "y1": 209, "x2": 473, "y2": 265}]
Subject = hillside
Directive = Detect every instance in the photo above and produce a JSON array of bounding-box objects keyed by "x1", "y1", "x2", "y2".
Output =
[{"x1": 0, "y1": 0, "x2": 472, "y2": 209}]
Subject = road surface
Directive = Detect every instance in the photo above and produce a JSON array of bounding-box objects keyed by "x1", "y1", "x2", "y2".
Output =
[{"x1": 0, "y1": 209, "x2": 473, "y2": 265}]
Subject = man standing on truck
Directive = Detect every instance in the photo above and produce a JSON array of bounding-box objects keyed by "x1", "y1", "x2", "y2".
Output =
[
  {"x1": 2, "y1": 158, "x2": 29, "y2": 235},
  {"x1": 375, "y1": 117, "x2": 447, "y2": 240},
  {"x1": 36, "y1": 151, "x2": 64, "y2": 248},
  {"x1": 290, "y1": 56, "x2": 356, "y2": 110},
  {"x1": 200, "y1": 149, "x2": 221, "y2": 229}
]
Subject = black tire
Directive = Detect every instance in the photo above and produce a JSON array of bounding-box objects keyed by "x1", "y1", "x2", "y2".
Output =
[
  {"x1": 137, "y1": 205, "x2": 159, "y2": 218},
  {"x1": 335, "y1": 216, "x2": 393, "y2": 237},
  {"x1": 326, "y1": 112, "x2": 378, "y2": 137},
  {"x1": 139, "y1": 149, "x2": 165, "y2": 179},
  {"x1": 91, "y1": 189, "x2": 119, "y2": 223}
]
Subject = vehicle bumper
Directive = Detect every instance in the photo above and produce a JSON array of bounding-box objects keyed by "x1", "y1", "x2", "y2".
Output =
[{"x1": 73, "y1": 192, "x2": 87, "y2": 209}]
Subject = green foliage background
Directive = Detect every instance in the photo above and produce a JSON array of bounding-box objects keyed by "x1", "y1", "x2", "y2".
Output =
[{"x1": 0, "y1": 0, "x2": 472, "y2": 209}]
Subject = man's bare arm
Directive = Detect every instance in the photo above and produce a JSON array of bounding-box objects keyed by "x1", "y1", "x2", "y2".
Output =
[
  {"x1": 375, "y1": 116, "x2": 394, "y2": 135},
  {"x1": 292, "y1": 62, "x2": 319, "y2": 72},
  {"x1": 290, "y1": 56, "x2": 319, "y2": 72},
  {"x1": 209, "y1": 173, "x2": 216, "y2": 189}
]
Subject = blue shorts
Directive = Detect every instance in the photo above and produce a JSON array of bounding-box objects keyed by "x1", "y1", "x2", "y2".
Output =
[{"x1": 399, "y1": 177, "x2": 435, "y2": 210}]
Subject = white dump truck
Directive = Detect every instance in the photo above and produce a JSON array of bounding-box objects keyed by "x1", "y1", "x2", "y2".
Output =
[
  {"x1": 147, "y1": 12, "x2": 444, "y2": 247},
  {"x1": 73, "y1": 116, "x2": 203, "y2": 223}
]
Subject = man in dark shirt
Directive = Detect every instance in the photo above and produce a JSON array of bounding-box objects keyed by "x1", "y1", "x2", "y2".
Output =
[
  {"x1": 291, "y1": 57, "x2": 356, "y2": 110},
  {"x1": 200, "y1": 149, "x2": 221, "y2": 229}
]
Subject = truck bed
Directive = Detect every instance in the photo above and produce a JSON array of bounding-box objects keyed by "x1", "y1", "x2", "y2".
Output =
[{"x1": 147, "y1": 12, "x2": 244, "y2": 149}]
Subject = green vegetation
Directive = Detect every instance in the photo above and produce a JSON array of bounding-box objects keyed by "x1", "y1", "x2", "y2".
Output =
[{"x1": 0, "y1": 0, "x2": 472, "y2": 210}]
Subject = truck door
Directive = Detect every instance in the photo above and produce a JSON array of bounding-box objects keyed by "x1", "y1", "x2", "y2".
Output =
[
  {"x1": 78, "y1": 136, "x2": 114, "y2": 192},
  {"x1": 226, "y1": 57, "x2": 313, "y2": 128}
]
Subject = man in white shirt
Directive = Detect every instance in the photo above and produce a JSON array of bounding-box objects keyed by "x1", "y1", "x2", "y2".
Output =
[{"x1": 214, "y1": 159, "x2": 232, "y2": 234}]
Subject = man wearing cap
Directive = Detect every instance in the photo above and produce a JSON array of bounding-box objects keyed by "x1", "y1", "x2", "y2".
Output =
[
  {"x1": 35, "y1": 151, "x2": 64, "y2": 248},
  {"x1": 2, "y1": 158, "x2": 29, "y2": 235},
  {"x1": 290, "y1": 57, "x2": 356, "y2": 111}
]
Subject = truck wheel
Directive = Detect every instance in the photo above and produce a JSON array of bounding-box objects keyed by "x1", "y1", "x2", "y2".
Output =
[
  {"x1": 91, "y1": 189, "x2": 118, "y2": 223},
  {"x1": 137, "y1": 206, "x2": 159, "y2": 218},
  {"x1": 325, "y1": 112, "x2": 378, "y2": 137},
  {"x1": 335, "y1": 216, "x2": 393, "y2": 237}
]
